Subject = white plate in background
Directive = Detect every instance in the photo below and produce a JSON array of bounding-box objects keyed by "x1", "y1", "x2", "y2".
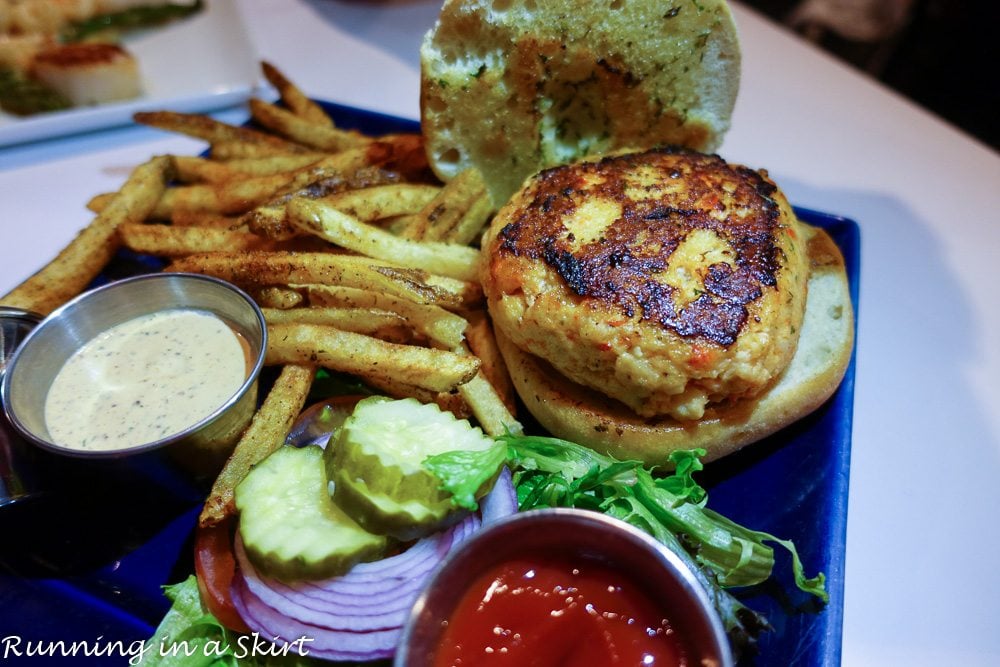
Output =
[{"x1": 0, "y1": 0, "x2": 258, "y2": 148}]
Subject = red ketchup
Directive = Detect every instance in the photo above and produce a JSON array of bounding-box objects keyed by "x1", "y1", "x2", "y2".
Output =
[{"x1": 433, "y1": 555, "x2": 692, "y2": 666}]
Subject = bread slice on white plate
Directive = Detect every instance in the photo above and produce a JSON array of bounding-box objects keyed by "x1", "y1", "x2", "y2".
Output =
[{"x1": 420, "y1": 0, "x2": 741, "y2": 206}]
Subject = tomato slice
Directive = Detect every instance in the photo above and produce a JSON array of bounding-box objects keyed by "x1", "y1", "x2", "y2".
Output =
[{"x1": 194, "y1": 517, "x2": 250, "y2": 634}]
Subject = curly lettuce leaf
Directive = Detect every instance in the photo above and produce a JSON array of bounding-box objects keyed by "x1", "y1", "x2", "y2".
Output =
[{"x1": 423, "y1": 441, "x2": 508, "y2": 510}]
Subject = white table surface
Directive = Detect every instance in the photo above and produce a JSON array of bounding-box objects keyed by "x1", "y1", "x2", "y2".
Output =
[{"x1": 2, "y1": 1, "x2": 999, "y2": 665}]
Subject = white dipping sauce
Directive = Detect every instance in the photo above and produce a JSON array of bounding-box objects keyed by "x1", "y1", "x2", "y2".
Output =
[{"x1": 44, "y1": 308, "x2": 247, "y2": 452}]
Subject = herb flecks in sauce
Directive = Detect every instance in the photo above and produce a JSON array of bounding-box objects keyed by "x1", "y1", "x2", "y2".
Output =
[{"x1": 44, "y1": 308, "x2": 246, "y2": 452}]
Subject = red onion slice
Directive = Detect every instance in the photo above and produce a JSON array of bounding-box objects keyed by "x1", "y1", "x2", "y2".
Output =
[
  {"x1": 231, "y1": 468, "x2": 516, "y2": 662},
  {"x1": 481, "y1": 467, "x2": 516, "y2": 524}
]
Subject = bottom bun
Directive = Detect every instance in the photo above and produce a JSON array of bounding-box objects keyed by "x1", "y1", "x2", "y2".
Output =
[{"x1": 496, "y1": 225, "x2": 854, "y2": 465}]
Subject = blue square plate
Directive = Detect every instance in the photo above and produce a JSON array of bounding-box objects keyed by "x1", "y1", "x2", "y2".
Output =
[{"x1": 0, "y1": 103, "x2": 859, "y2": 666}]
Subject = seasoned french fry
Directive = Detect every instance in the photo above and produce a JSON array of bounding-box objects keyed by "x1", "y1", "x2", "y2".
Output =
[
  {"x1": 262, "y1": 306, "x2": 408, "y2": 340},
  {"x1": 174, "y1": 155, "x2": 329, "y2": 184},
  {"x1": 168, "y1": 252, "x2": 482, "y2": 308},
  {"x1": 241, "y1": 203, "x2": 296, "y2": 240},
  {"x1": 362, "y1": 375, "x2": 472, "y2": 419},
  {"x1": 171, "y1": 155, "x2": 239, "y2": 183},
  {"x1": 157, "y1": 157, "x2": 366, "y2": 217},
  {"x1": 288, "y1": 199, "x2": 482, "y2": 282},
  {"x1": 303, "y1": 284, "x2": 467, "y2": 349},
  {"x1": 402, "y1": 168, "x2": 490, "y2": 242},
  {"x1": 261, "y1": 61, "x2": 333, "y2": 128},
  {"x1": 118, "y1": 223, "x2": 277, "y2": 256},
  {"x1": 266, "y1": 323, "x2": 480, "y2": 393},
  {"x1": 199, "y1": 363, "x2": 315, "y2": 527},
  {"x1": 220, "y1": 154, "x2": 327, "y2": 177},
  {"x1": 444, "y1": 190, "x2": 493, "y2": 245},
  {"x1": 1, "y1": 156, "x2": 172, "y2": 315},
  {"x1": 464, "y1": 310, "x2": 517, "y2": 412},
  {"x1": 170, "y1": 211, "x2": 244, "y2": 229},
  {"x1": 243, "y1": 165, "x2": 405, "y2": 241},
  {"x1": 385, "y1": 214, "x2": 420, "y2": 236},
  {"x1": 319, "y1": 183, "x2": 440, "y2": 222},
  {"x1": 84, "y1": 192, "x2": 119, "y2": 215},
  {"x1": 455, "y1": 370, "x2": 522, "y2": 437},
  {"x1": 210, "y1": 140, "x2": 313, "y2": 160},
  {"x1": 251, "y1": 286, "x2": 304, "y2": 309},
  {"x1": 249, "y1": 98, "x2": 370, "y2": 152},
  {"x1": 134, "y1": 110, "x2": 309, "y2": 152}
]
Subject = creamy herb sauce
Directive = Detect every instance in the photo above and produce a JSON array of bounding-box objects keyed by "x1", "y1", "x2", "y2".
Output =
[{"x1": 44, "y1": 309, "x2": 247, "y2": 452}]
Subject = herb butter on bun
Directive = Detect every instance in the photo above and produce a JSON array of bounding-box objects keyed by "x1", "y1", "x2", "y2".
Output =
[
  {"x1": 420, "y1": 0, "x2": 741, "y2": 206},
  {"x1": 481, "y1": 148, "x2": 854, "y2": 464}
]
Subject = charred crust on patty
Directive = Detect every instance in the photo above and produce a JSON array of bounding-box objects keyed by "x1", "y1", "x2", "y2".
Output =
[{"x1": 495, "y1": 148, "x2": 785, "y2": 346}]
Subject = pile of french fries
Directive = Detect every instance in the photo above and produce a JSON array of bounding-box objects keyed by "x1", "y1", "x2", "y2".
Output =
[{"x1": 0, "y1": 62, "x2": 521, "y2": 529}]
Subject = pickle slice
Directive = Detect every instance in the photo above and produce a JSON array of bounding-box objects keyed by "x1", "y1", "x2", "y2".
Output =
[
  {"x1": 327, "y1": 396, "x2": 495, "y2": 539},
  {"x1": 235, "y1": 445, "x2": 386, "y2": 581}
]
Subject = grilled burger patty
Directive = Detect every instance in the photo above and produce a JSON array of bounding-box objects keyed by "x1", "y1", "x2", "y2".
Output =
[{"x1": 482, "y1": 148, "x2": 810, "y2": 421}]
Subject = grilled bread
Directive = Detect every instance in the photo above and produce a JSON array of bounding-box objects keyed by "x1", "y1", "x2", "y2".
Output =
[{"x1": 420, "y1": 0, "x2": 741, "y2": 206}]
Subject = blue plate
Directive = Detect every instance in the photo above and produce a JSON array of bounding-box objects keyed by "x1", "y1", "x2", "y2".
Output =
[{"x1": 0, "y1": 103, "x2": 858, "y2": 666}]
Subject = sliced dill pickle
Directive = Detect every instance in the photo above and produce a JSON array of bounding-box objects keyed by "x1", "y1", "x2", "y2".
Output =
[
  {"x1": 326, "y1": 396, "x2": 495, "y2": 539},
  {"x1": 235, "y1": 445, "x2": 386, "y2": 581}
]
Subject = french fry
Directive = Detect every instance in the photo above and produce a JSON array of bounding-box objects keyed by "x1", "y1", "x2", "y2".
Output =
[
  {"x1": 266, "y1": 323, "x2": 480, "y2": 393},
  {"x1": 241, "y1": 203, "x2": 296, "y2": 241},
  {"x1": 172, "y1": 155, "x2": 330, "y2": 184},
  {"x1": 210, "y1": 140, "x2": 314, "y2": 160},
  {"x1": 362, "y1": 375, "x2": 472, "y2": 419},
  {"x1": 220, "y1": 154, "x2": 328, "y2": 177},
  {"x1": 134, "y1": 110, "x2": 309, "y2": 152},
  {"x1": 243, "y1": 165, "x2": 405, "y2": 241},
  {"x1": 288, "y1": 199, "x2": 482, "y2": 282},
  {"x1": 464, "y1": 310, "x2": 517, "y2": 412},
  {"x1": 170, "y1": 211, "x2": 244, "y2": 229},
  {"x1": 262, "y1": 306, "x2": 408, "y2": 340},
  {"x1": 303, "y1": 284, "x2": 467, "y2": 349},
  {"x1": 168, "y1": 252, "x2": 482, "y2": 308},
  {"x1": 85, "y1": 192, "x2": 115, "y2": 214},
  {"x1": 319, "y1": 183, "x2": 440, "y2": 222},
  {"x1": 444, "y1": 190, "x2": 493, "y2": 245},
  {"x1": 261, "y1": 61, "x2": 333, "y2": 127},
  {"x1": 249, "y1": 98, "x2": 370, "y2": 152},
  {"x1": 157, "y1": 157, "x2": 364, "y2": 217},
  {"x1": 199, "y1": 363, "x2": 315, "y2": 527},
  {"x1": 385, "y1": 213, "x2": 420, "y2": 236},
  {"x1": 251, "y1": 286, "x2": 304, "y2": 309},
  {"x1": 118, "y1": 223, "x2": 278, "y2": 256},
  {"x1": 402, "y1": 168, "x2": 490, "y2": 242},
  {"x1": 455, "y1": 370, "x2": 522, "y2": 437},
  {"x1": 171, "y1": 155, "x2": 239, "y2": 183},
  {"x1": 1, "y1": 155, "x2": 172, "y2": 315}
]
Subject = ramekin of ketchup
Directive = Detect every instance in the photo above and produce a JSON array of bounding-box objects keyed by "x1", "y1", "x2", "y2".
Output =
[{"x1": 395, "y1": 508, "x2": 732, "y2": 667}]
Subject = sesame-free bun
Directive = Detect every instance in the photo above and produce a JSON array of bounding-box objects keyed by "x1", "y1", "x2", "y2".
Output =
[
  {"x1": 481, "y1": 149, "x2": 854, "y2": 465},
  {"x1": 494, "y1": 224, "x2": 854, "y2": 465},
  {"x1": 420, "y1": 0, "x2": 741, "y2": 206}
]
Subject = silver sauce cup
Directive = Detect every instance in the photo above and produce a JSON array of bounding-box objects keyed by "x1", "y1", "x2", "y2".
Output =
[
  {"x1": 0, "y1": 307, "x2": 45, "y2": 507},
  {"x1": 1, "y1": 273, "x2": 267, "y2": 479},
  {"x1": 395, "y1": 507, "x2": 733, "y2": 667}
]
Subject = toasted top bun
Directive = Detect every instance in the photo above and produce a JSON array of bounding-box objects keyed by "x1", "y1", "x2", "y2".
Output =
[
  {"x1": 495, "y1": 223, "x2": 854, "y2": 465},
  {"x1": 482, "y1": 148, "x2": 810, "y2": 422},
  {"x1": 420, "y1": 0, "x2": 741, "y2": 206}
]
